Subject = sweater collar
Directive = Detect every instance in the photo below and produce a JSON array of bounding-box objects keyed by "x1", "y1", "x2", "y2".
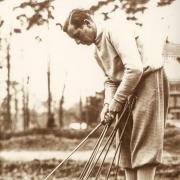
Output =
[{"x1": 93, "y1": 17, "x2": 104, "y2": 46}]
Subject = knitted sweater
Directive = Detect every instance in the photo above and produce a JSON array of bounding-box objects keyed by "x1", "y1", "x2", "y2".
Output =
[{"x1": 94, "y1": 17, "x2": 164, "y2": 104}]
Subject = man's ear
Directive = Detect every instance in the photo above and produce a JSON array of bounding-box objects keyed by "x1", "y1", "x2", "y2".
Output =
[{"x1": 84, "y1": 19, "x2": 91, "y2": 27}]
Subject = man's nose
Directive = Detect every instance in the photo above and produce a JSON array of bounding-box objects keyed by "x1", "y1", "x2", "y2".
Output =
[{"x1": 75, "y1": 39, "x2": 81, "y2": 45}]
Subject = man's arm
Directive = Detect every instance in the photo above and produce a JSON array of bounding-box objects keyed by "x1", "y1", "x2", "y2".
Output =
[
  {"x1": 94, "y1": 51, "x2": 117, "y2": 105},
  {"x1": 109, "y1": 20, "x2": 143, "y2": 105}
]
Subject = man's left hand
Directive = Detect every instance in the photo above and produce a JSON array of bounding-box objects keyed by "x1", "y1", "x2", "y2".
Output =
[
  {"x1": 104, "y1": 111, "x2": 116, "y2": 124},
  {"x1": 103, "y1": 99, "x2": 123, "y2": 124},
  {"x1": 109, "y1": 99, "x2": 123, "y2": 113}
]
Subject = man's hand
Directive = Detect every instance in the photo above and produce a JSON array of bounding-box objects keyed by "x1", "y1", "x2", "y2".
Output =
[
  {"x1": 109, "y1": 99, "x2": 123, "y2": 113},
  {"x1": 101, "y1": 103, "x2": 115, "y2": 124},
  {"x1": 100, "y1": 99, "x2": 123, "y2": 125},
  {"x1": 104, "y1": 111, "x2": 116, "y2": 124},
  {"x1": 100, "y1": 103, "x2": 109, "y2": 124},
  {"x1": 104, "y1": 99, "x2": 123, "y2": 124}
]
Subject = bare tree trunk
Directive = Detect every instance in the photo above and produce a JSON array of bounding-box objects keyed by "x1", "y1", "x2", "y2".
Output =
[
  {"x1": 11, "y1": 81, "x2": 19, "y2": 132},
  {"x1": 59, "y1": 93, "x2": 64, "y2": 128},
  {"x1": 22, "y1": 79, "x2": 30, "y2": 130},
  {"x1": 22, "y1": 84, "x2": 26, "y2": 130},
  {"x1": 85, "y1": 97, "x2": 90, "y2": 127},
  {"x1": 14, "y1": 96, "x2": 18, "y2": 131},
  {"x1": 47, "y1": 64, "x2": 51, "y2": 117},
  {"x1": 59, "y1": 78, "x2": 66, "y2": 128},
  {"x1": 59, "y1": 97, "x2": 64, "y2": 128},
  {"x1": 6, "y1": 44, "x2": 11, "y2": 130},
  {"x1": 26, "y1": 93, "x2": 30, "y2": 129},
  {"x1": 47, "y1": 62, "x2": 54, "y2": 128},
  {"x1": 26, "y1": 76, "x2": 30, "y2": 129},
  {"x1": 79, "y1": 96, "x2": 83, "y2": 123},
  {"x1": 13, "y1": 87, "x2": 18, "y2": 132}
]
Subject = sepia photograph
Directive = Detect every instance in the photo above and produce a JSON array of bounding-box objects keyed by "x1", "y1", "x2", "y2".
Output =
[{"x1": 0, "y1": 0, "x2": 180, "y2": 179}]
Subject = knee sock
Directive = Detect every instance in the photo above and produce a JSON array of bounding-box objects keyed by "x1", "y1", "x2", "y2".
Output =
[
  {"x1": 125, "y1": 169, "x2": 137, "y2": 180},
  {"x1": 137, "y1": 166, "x2": 156, "y2": 180}
]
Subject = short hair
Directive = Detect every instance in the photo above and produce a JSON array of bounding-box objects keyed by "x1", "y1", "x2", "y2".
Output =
[{"x1": 63, "y1": 9, "x2": 92, "y2": 33}]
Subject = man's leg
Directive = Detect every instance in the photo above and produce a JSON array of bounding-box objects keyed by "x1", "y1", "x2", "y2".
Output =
[
  {"x1": 137, "y1": 165, "x2": 156, "y2": 180},
  {"x1": 125, "y1": 168, "x2": 137, "y2": 180}
]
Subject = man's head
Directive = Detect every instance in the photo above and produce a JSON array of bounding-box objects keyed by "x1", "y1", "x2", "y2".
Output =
[{"x1": 63, "y1": 9, "x2": 97, "y2": 45}]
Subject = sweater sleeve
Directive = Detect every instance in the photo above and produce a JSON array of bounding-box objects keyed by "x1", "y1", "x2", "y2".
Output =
[
  {"x1": 109, "y1": 21, "x2": 143, "y2": 103},
  {"x1": 94, "y1": 50, "x2": 117, "y2": 104},
  {"x1": 104, "y1": 79, "x2": 118, "y2": 104}
]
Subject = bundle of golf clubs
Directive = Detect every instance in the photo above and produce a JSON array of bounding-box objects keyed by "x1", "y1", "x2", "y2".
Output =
[{"x1": 43, "y1": 95, "x2": 136, "y2": 180}]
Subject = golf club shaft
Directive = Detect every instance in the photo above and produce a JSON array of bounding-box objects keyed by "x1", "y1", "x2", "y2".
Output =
[{"x1": 43, "y1": 123, "x2": 102, "y2": 180}]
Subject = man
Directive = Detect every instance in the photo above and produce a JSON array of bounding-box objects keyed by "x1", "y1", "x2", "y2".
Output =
[{"x1": 63, "y1": 9, "x2": 169, "y2": 180}]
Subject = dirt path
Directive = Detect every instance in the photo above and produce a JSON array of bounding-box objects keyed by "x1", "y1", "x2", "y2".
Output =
[
  {"x1": 1, "y1": 150, "x2": 179, "y2": 165},
  {"x1": 0, "y1": 150, "x2": 119, "y2": 162},
  {"x1": 1, "y1": 148, "x2": 180, "y2": 180},
  {"x1": 1, "y1": 155, "x2": 180, "y2": 180}
]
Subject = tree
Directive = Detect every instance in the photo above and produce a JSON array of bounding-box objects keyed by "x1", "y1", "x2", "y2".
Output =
[
  {"x1": 6, "y1": 42, "x2": 12, "y2": 130},
  {"x1": 89, "y1": 0, "x2": 176, "y2": 23},
  {"x1": 13, "y1": 0, "x2": 54, "y2": 30},
  {"x1": 12, "y1": 0, "x2": 56, "y2": 129},
  {"x1": 59, "y1": 83, "x2": 65, "y2": 128},
  {"x1": 0, "y1": 97, "x2": 8, "y2": 132},
  {"x1": 11, "y1": 81, "x2": 19, "y2": 132},
  {"x1": 79, "y1": 96, "x2": 83, "y2": 122},
  {"x1": 12, "y1": 0, "x2": 177, "y2": 32},
  {"x1": 22, "y1": 77, "x2": 30, "y2": 130},
  {"x1": 58, "y1": 71, "x2": 68, "y2": 128},
  {"x1": 46, "y1": 61, "x2": 55, "y2": 128},
  {"x1": 84, "y1": 92, "x2": 104, "y2": 126}
]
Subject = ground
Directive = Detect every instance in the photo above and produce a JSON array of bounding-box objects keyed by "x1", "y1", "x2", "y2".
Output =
[{"x1": 0, "y1": 121, "x2": 180, "y2": 180}]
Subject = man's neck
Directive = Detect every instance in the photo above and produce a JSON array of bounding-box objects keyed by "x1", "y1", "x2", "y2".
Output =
[{"x1": 92, "y1": 16, "x2": 104, "y2": 45}]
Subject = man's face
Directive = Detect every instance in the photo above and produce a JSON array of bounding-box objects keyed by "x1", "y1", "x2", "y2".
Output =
[{"x1": 67, "y1": 20, "x2": 96, "y2": 46}]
